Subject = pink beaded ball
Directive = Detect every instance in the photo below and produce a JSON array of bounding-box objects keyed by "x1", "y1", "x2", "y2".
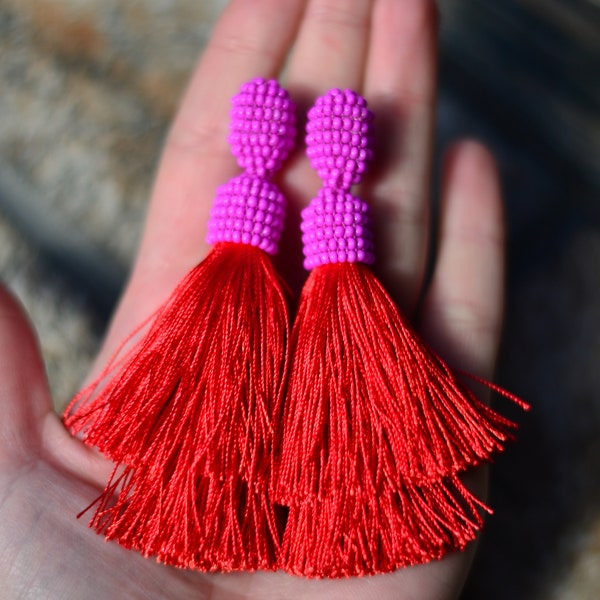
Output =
[
  {"x1": 208, "y1": 175, "x2": 286, "y2": 255},
  {"x1": 228, "y1": 77, "x2": 297, "y2": 178},
  {"x1": 301, "y1": 189, "x2": 374, "y2": 270},
  {"x1": 305, "y1": 88, "x2": 373, "y2": 191}
]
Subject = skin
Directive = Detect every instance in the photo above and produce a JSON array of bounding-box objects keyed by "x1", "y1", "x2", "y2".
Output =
[{"x1": 0, "y1": 0, "x2": 507, "y2": 598}]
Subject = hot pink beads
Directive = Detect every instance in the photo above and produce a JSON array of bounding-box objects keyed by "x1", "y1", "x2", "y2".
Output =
[
  {"x1": 301, "y1": 188, "x2": 373, "y2": 269},
  {"x1": 302, "y1": 89, "x2": 374, "y2": 269},
  {"x1": 207, "y1": 78, "x2": 296, "y2": 254},
  {"x1": 306, "y1": 88, "x2": 373, "y2": 191},
  {"x1": 229, "y1": 78, "x2": 296, "y2": 178}
]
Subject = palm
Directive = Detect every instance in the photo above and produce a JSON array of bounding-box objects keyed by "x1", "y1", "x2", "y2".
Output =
[{"x1": 0, "y1": 1, "x2": 507, "y2": 598}]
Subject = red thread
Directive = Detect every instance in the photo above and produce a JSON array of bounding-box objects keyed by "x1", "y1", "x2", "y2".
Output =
[
  {"x1": 272, "y1": 262, "x2": 528, "y2": 577},
  {"x1": 64, "y1": 242, "x2": 289, "y2": 571}
]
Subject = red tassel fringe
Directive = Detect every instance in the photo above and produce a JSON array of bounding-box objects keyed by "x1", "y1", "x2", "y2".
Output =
[
  {"x1": 64, "y1": 242, "x2": 289, "y2": 570},
  {"x1": 272, "y1": 262, "x2": 528, "y2": 576},
  {"x1": 280, "y1": 475, "x2": 488, "y2": 578},
  {"x1": 84, "y1": 462, "x2": 280, "y2": 571}
]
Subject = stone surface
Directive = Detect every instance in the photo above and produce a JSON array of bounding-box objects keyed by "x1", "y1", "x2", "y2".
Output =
[
  {"x1": 0, "y1": 215, "x2": 98, "y2": 406},
  {"x1": 0, "y1": 0, "x2": 227, "y2": 406}
]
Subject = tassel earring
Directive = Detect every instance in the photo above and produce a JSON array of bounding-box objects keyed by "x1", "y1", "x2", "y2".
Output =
[
  {"x1": 63, "y1": 78, "x2": 296, "y2": 571},
  {"x1": 272, "y1": 88, "x2": 528, "y2": 578}
]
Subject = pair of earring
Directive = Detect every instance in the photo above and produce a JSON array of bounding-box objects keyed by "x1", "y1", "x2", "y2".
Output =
[{"x1": 64, "y1": 78, "x2": 527, "y2": 578}]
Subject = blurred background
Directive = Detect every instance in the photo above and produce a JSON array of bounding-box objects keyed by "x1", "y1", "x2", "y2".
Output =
[{"x1": 0, "y1": 0, "x2": 598, "y2": 597}]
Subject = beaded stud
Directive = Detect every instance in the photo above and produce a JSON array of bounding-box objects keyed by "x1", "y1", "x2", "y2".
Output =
[
  {"x1": 207, "y1": 78, "x2": 296, "y2": 255},
  {"x1": 301, "y1": 88, "x2": 375, "y2": 269}
]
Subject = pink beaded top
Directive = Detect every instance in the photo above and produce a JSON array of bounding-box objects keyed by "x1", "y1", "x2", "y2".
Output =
[
  {"x1": 206, "y1": 78, "x2": 296, "y2": 255},
  {"x1": 301, "y1": 88, "x2": 374, "y2": 270}
]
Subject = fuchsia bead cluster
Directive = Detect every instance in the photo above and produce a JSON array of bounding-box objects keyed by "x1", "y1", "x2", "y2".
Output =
[
  {"x1": 229, "y1": 78, "x2": 296, "y2": 177},
  {"x1": 301, "y1": 190, "x2": 374, "y2": 269},
  {"x1": 208, "y1": 176, "x2": 287, "y2": 255},
  {"x1": 207, "y1": 78, "x2": 296, "y2": 255},
  {"x1": 302, "y1": 88, "x2": 375, "y2": 270},
  {"x1": 306, "y1": 88, "x2": 373, "y2": 190}
]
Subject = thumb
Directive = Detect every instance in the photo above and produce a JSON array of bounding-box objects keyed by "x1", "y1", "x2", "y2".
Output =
[{"x1": 0, "y1": 284, "x2": 53, "y2": 463}]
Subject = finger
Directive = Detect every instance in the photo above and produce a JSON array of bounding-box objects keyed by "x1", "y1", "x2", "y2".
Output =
[
  {"x1": 282, "y1": 0, "x2": 375, "y2": 199},
  {"x1": 285, "y1": 0, "x2": 374, "y2": 95},
  {"x1": 97, "y1": 0, "x2": 306, "y2": 362},
  {"x1": 0, "y1": 286, "x2": 51, "y2": 462},
  {"x1": 419, "y1": 140, "x2": 505, "y2": 380},
  {"x1": 363, "y1": 0, "x2": 438, "y2": 313},
  {"x1": 0, "y1": 285, "x2": 109, "y2": 483}
]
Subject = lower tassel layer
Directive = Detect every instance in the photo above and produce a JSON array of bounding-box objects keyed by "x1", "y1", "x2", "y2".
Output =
[
  {"x1": 278, "y1": 475, "x2": 488, "y2": 578},
  {"x1": 86, "y1": 463, "x2": 281, "y2": 572}
]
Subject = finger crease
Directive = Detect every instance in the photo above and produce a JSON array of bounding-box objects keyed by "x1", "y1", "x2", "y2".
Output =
[
  {"x1": 166, "y1": 121, "x2": 230, "y2": 158},
  {"x1": 307, "y1": 4, "x2": 371, "y2": 34}
]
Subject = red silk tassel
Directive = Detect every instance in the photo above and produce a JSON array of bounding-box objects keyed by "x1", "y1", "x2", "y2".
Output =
[
  {"x1": 273, "y1": 263, "x2": 525, "y2": 576},
  {"x1": 66, "y1": 244, "x2": 286, "y2": 470},
  {"x1": 66, "y1": 243, "x2": 288, "y2": 569},
  {"x1": 275, "y1": 264, "x2": 523, "y2": 490},
  {"x1": 280, "y1": 477, "x2": 487, "y2": 577},
  {"x1": 63, "y1": 78, "x2": 297, "y2": 571}
]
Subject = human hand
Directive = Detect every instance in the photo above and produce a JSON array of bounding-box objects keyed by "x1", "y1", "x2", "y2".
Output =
[{"x1": 0, "y1": 0, "x2": 507, "y2": 598}]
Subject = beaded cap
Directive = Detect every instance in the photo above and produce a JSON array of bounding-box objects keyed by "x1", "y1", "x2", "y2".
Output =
[
  {"x1": 302, "y1": 88, "x2": 375, "y2": 270},
  {"x1": 207, "y1": 78, "x2": 296, "y2": 255}
]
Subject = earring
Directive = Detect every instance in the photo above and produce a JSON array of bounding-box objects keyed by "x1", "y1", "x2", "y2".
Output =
[
  {"x1": 272, "y1": 88, "x2": 528, "y2": 578},
  {"x1": 64, "y1": 78, "x2": 296, "y2": 572}
]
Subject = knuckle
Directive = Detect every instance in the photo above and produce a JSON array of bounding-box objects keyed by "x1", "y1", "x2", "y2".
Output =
[
  {"x1": 166, "y1": 120, "x2": 230, "y2": 158},
  {"x1": 212, "y1": 31, "x2": 265, "y2": 60}
]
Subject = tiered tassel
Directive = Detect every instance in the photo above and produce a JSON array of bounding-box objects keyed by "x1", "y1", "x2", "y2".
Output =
[
  {"x1": 272, "y1": 88, "x2": 528, "y2": 577},
  {"x1": 64, "y1": 78, "x2": 296, "y2": 571}
]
